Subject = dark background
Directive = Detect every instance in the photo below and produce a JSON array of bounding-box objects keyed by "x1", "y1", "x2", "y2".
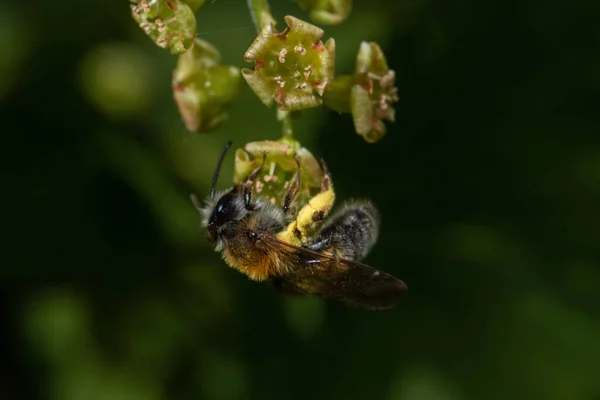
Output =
[{"x1": 2, "y1": 0, "x2": 599, "y2": 399}]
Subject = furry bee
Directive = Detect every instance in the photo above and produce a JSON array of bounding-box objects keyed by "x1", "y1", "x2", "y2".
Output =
[{"x1": 191, "y1": 142, "x2": 407, "y2": 310}]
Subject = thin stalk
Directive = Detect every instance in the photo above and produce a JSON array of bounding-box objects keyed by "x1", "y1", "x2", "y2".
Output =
[
  {"x1": 277, "y1": 109, "x2": 294, "y2": 138},
  {"x1": 282, "y1": 115, "x2": 294, "y2": 138},
  {"x1": 247, "y1": 0, "x2": 275, "y2": 32}
]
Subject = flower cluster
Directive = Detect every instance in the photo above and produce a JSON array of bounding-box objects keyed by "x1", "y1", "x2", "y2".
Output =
[
  {"x1": 130, "y1": 1, "x2": 400, "y2": 143},
  {"x1": 234, "y1": 138, "x2": 324, "y2": 208},
  {"x1": 242, "y1": 16, "x2": 335, "y2": 111},
  {"x1": 242, "y1": 16, "x2": 398, "y2": 142},
  {"x1": 324, "y1": 42, "x2": 398, "y2": 142},
  {"x1": 350, "y1": 42, "x2": 399, "y2": 142}
]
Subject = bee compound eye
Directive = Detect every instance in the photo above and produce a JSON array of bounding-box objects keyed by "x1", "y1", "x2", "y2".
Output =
[{"x1": 213, "y1": 193, "x2": 235, "y2": 224}]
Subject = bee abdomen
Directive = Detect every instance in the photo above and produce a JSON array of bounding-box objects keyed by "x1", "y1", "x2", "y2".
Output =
[{"x1": 313, "y1": 201, "x2": 380, "y2": 261}]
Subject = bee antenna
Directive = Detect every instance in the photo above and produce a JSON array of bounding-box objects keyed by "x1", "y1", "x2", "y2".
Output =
[{"x1": 211, "y1": 140, "x2": 233, "y2": 200}]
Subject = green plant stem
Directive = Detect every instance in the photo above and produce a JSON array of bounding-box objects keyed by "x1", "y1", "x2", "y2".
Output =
[
  {"x1": 277, "y1": 109, "x2": 294, "y2": 138},
  {"x1": 282, "y1": 114, "x2": 294, "y2": 138},
  {"x1": 247, "y1": 0, "x2": 275, "y2": 32}
]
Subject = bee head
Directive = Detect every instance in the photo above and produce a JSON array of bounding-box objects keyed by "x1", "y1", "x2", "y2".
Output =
[
  {"x1": 191, "y1": 141, "x2": 256, "y2": 247},
  {"x1": 190, "y1": 140, "x2": 242, "y2": 245},
  {"x1": 205, "y1": 189, "x2": 246, "y2": 243}
]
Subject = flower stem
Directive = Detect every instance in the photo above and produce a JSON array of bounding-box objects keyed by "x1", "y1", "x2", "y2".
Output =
[
  {"x1": 277, "y1": 109, "x2": 294, "y2": 138},
  {"x1": 247, "y1": 0, "x2": 275, "y2": 32},
  {"x1": 282, "y1": 115, "x2": 294, "y2": 138}
]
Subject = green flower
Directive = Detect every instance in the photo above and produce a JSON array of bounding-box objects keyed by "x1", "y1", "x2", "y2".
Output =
[
  {"x1": 294, "y1": 0, "x2": 352, "y2": 25},
  {"x1": 173, "y1": 38, "x2": 241, "y2": 133},
  {"x1": 324, "y1": 42, "x2": 398, "y2": 143},
  {"x1": 242, "y1": 16, "x2": 336, "y2": 111},
  {"x1": 234, "y1": 138, "x2": 324, "y2": 208},
  {"x1": 130, "y1": 0, "x2": 198, "y2": 54}
]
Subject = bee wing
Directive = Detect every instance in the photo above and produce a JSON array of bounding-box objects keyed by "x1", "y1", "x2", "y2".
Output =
[{"x1": 261, "y1": 233, "x2": 407, "y2": 310}]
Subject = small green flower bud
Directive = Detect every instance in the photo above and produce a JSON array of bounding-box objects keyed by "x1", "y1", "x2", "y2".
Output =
[
  {"x1": 130, "y1": 0, "x2": 197, "y2": 54},
  {"x1": 323, "y1": 41, "x2": 398, "y2": 143},
  {"x1": 242, "y1": 16, "x2": 336, "y2": 111},
  {"x1": 173, "y1": 38, "x2": 241, "y2": 133},
  {"x1": 234, "y1": 138, "x2": 323, "y2": 208},
  {"x1": 294, "y1": 0, "x2": 352, "y2": 25}
]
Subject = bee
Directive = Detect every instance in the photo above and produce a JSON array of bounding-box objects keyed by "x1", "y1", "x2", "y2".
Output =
[{"x1": 190, "y1": 141, "x2": 407, "y2": 310}]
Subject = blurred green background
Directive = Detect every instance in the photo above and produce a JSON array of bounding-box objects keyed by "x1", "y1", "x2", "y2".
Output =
[{"x1": 2, "y1": 0, "x2": 599, "y2": 399}]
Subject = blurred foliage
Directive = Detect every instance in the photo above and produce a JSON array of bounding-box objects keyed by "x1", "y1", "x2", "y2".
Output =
[
  {"x1": 1, "y1": 0, "x2": 600, "y2": 400},
  {"x1": 79, "y1": 42, "x2": 157, "y2": 117}
]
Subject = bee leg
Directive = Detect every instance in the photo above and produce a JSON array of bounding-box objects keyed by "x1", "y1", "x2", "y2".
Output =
[
  {"x1": 307, "y1": 235, "x2": 331, "y2": 252},
  {"x1": 283, "y1": 155, "x2": 301, "y2": 215},
  {"x1": 277, "y1": 160, "x2": 335, "y2": 247},
  {"x1": 318, "y1": 158, "x2": 331, "y2": 193},
  {"x1": 242, "y1": 152, "x2": 267, "y2": 209},
  {"x1": 312, "y1": 201, "x2": 380, "y2": 261}
]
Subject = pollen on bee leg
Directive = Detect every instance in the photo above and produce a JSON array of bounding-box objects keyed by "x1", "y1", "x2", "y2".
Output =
[{"x1": 312, "y1": 210, "x2": 325, "y2": 222}]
